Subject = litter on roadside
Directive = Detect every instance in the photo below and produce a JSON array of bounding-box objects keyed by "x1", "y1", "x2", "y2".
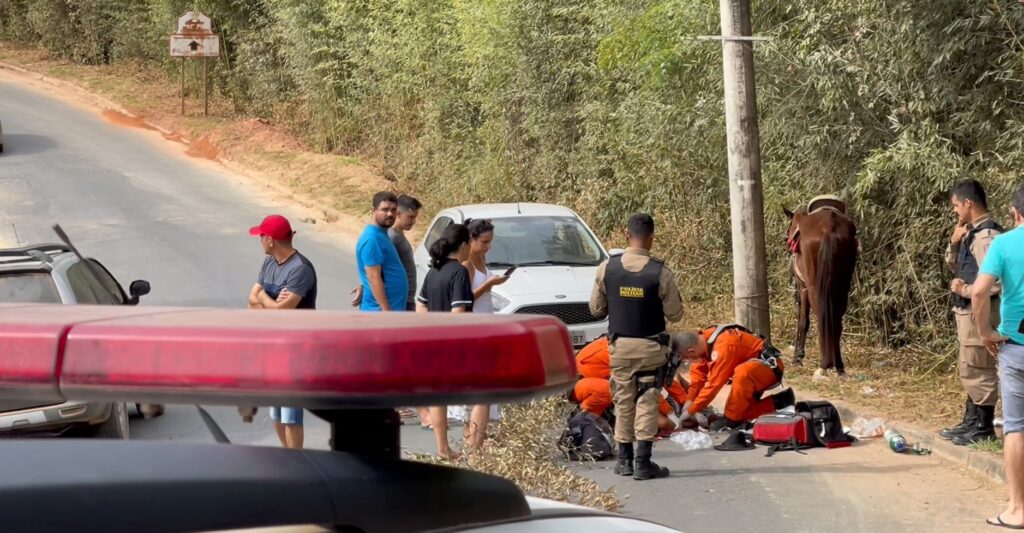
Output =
[
  {"x1": 670, "y1": 430, "x2": 713, "y2": 451},
  {"x1": 847, "y1": 417, "x2": 886, "y2": 438}
]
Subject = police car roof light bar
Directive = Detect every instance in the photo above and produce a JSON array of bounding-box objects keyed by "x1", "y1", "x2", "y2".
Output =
[{"x1": 0, "y1": 304, "x2": 577, "y2": 409}]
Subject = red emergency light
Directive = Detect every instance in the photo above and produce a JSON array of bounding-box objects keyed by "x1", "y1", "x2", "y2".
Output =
[{"x1": 0, "y1": 304, "x2": 576, "y2": 408}]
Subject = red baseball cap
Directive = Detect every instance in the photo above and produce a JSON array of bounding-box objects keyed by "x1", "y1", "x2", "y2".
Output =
[{"x1": 249, "y1": 215, "x2": 294, "y2": 241}]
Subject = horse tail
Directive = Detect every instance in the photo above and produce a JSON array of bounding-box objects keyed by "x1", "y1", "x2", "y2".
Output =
[
  {"x1": 815, "y1": 218, "x2": 857, "y2": 372},
  {"x1": 816, "y1": 229, "x2": 839, "y2": 371}
]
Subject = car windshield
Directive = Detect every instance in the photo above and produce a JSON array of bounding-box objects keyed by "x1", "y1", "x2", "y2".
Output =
[
  {"x1": 0, "y1": 272, "x2": 62, "y2": 303},
  {"x1": 486, "y1": 216, "x2": 604, "y2": 267}
]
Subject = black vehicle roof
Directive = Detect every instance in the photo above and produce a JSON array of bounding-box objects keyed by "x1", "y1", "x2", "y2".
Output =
[{"x1": 0, "y1": 440, "x2": 536, "y2": 533}]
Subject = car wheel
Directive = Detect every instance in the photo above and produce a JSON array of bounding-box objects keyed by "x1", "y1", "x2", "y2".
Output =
[{"x1": 90, "y1": 402, "x2": 129, "y2": 439}]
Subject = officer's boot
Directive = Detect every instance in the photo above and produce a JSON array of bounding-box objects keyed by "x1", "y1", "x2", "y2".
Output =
[
  {"x1": 633, "y1": 441, "x2": 670, "y2": 480},
  {"x1": 772, "y1": 388, "x2": 796, "y2": 410},
  {"x1": 614, "y1": 442, "x2": 634, "y2": 477},
  {"x1": 953, "y1": 404, "x2": 996, "y2": 446},
  {"x1": 939, "y1": 399, "x2": 977, "y2": 440}
]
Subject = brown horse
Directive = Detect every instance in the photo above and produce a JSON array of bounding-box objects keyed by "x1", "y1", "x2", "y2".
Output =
[{"x1": 783, "y1": 198, "x2": 858, "y2": 374}]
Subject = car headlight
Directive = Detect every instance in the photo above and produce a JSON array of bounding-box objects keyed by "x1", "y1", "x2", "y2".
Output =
[{"x1": 492, "y1": 293, "x2": 511, "y2": 312}]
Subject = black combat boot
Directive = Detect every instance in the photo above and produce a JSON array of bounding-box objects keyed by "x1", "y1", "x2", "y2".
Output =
[
  {"x1": 633, "y1": 441, "x2": 670, "y2": 480},
  {"x1": 614, "y1": 442, "x2": 634, "y2": 477},
  {"x1": 772, "y1": 388, "x2": 796, "y2": 410},
  {"x1": 953, "y1": 404, "x2": 996, "y2": 446},
  {"x1": 939, "y1": 399, "x2": 977, "y2": 440}
]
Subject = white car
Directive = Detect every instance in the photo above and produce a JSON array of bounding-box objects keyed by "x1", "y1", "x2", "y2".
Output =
[{"x1": 415, "y1": 203, "x2": 614, "y2": 347}]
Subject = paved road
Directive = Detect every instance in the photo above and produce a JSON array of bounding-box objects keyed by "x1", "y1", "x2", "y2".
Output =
[
  {"x1": 0, "y1": 71, "x2": 1007, "y2": 532},
  {"x1": 0, "y1": 72, "x2": 358, "y2": 309}
]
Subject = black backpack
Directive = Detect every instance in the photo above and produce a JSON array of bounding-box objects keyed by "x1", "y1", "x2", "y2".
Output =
[
  {"x1": 559, "y1": 411, "x2": 615, "y2": 461},
  {"x1": 796, "y1": 400, "x2": 855, "y2": 448}
]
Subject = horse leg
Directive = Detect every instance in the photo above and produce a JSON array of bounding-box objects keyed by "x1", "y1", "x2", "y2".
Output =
[
  {"x1": 794, "y1": 281, "x2": 810, "y2": 365},
  {"x1": 834, "y1": 319, "x2": 845, "y2": 375},
  {"x1": 816, "y1": 308, "x2": 833, "y2": 371}
]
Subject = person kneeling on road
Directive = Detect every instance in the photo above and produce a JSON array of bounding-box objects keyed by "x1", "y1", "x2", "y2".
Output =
[
  {"x1": 573, "y1": 332, "x2": 695, "y2": 435},
  {"x1": 674, "y1": 325, "x2": 795, "y2": 432},
  {"x1": 569, "y1": 371, "x2": 689, "y2": 436},
  {"x1": 570, "y1": 377, "x2": 614, "y2": 418}
]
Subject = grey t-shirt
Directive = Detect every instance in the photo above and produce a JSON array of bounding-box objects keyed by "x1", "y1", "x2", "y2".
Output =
[
  {"x1": 389, "y1": 228, "x2": 416, "y2": 306},
  {"x1": 257, "y1": 251, "x2": 317, "y2": 309}
]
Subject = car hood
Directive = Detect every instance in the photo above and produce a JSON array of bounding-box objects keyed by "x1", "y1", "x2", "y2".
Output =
[{"x1": 492, "y1": 265, "x2": 597, "y2": 299}]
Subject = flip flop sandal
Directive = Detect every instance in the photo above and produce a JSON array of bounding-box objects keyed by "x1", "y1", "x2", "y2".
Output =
[{"x1": 988, "y1": 516, "x2": 1024, "y2": 530}]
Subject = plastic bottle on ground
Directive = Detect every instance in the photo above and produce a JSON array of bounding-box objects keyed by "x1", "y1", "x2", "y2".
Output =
[{"x1": 884, "y1": 428, "x2": 907, "y2": 453}]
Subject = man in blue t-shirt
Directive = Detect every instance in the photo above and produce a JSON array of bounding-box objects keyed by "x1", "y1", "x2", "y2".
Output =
[
  {"x1": 356, "y1": 192, "x2": 409, "y2": 312},
  {"x1": 974, "y1": 183, "x2": 1024, "y2": 529},
  {"x1": 247, "y1": 214, "x2": 317, "y2": 450}
]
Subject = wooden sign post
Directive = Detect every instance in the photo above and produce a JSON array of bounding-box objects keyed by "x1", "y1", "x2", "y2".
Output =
[{"x1": 169, "y1": 11, "x2": 220, "y2": 116}]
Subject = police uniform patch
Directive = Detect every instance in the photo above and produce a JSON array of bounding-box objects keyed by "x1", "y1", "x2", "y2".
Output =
[{"x1": 619, "y1": 286, "x2": 645, "y2": 298}]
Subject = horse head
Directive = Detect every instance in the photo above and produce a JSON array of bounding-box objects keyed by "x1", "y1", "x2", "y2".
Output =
[{"x1": 783, "y1": 206, "x2": 806, "y2": 254}]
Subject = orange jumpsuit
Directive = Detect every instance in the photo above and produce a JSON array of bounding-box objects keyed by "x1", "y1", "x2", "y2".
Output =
[
  {"x1": 574, "y1": 377, "x2": 613, "y2": 416},
  {"x1": 572, "y1": 336, "x2": 686, "y2": 418},
  {"x1": 576, "y1": 337, "x2": 611, "y2": 379},
  {"x1": 686, "y1": 327, "x2": 783, "y2": 422}
]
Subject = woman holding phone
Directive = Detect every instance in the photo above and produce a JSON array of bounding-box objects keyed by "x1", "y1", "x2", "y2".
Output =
[
  {"x1": 462, "y1": 219, "x2": 509, "y2": 451},
  {"x1": 416, "y1": 223, "x2": 474, "y2": 460}
]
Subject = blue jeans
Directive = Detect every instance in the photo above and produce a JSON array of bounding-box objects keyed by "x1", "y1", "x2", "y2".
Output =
[
  {"x1": 270, "y1": 407, "x2": 304, "y2": 425},
  {"x1": 1000, "y1": 343, "x2": 1024, "y2": 435}
]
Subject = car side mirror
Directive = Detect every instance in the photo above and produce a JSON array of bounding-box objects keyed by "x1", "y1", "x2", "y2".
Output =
[
  {"x1": 608, "y1": 248, "x2": 625, "y2": 256},
  {"x1": 127, "y1": 280, "x2": 151, "y2": 305}
]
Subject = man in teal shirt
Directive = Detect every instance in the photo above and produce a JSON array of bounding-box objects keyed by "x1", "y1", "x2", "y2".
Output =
[{"x1": 974, "y1": 183, "x2": 1024, "y2": 529}]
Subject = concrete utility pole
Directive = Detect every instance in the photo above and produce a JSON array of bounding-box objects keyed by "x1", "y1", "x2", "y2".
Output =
[{"x1": 719, "y1": 0, "x2": 771, "y2": 338}]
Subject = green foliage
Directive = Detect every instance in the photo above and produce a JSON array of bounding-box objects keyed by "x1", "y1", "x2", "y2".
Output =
[{"x1": 5, "y1": 0, "x2": 1024, "y2": 352}]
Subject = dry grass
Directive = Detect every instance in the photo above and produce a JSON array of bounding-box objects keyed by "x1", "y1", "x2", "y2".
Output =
[
  {"x1": 783, "y1": 337, "x2": 969, "y2": 429},
  {"x1": 409, "y1": 398, "x2": 621, "y2": 511}
]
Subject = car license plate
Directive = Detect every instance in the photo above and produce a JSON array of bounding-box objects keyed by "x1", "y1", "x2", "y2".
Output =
[{"x1": 570, "y1": 332, "x2": 585, "y2": 346}]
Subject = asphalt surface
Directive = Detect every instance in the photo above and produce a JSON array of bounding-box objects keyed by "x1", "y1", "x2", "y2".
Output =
[{"x1": 0, "y1": 71, "x2": 1008, "y2": 533}]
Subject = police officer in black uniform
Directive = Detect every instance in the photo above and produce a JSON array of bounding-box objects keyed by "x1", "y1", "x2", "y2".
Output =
[{"x1": 590, "y1": 213, "x2": 683, "y2": 480}]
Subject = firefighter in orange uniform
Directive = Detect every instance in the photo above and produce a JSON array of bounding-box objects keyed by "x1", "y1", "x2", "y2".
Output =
[
  {"x1": 576, "y1": 336, "x2": 611, "y2": 379},
  {"x1": 675, "y1": 325, "x2": 795, "y2": 431},
  {"x1": 572, "y1": 336, "x2": 690, "y2": 431},
  {"x1": 571, "y1": 377, "x2": 613, "y2": 416}
]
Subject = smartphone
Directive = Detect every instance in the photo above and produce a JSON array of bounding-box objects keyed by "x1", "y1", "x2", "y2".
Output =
[{"x1": 503, "y1": 266, "x2": 518, "y2": 277}]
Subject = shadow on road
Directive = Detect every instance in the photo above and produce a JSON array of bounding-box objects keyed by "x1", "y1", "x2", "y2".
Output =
[{"x1": 1, "y1": 133, "x2": 58, "y2": 156}]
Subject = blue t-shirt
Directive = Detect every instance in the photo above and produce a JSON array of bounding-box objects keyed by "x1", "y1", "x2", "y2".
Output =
[
  {"x1": 356, "y1": 224, "x2": 409, "y2": 311},
  {"x1": 257, "y1": 252, "x2": 317, "y2": 309},
  {"x1": 980, "y1": 226, "x2": 1024, "y2": 344}
]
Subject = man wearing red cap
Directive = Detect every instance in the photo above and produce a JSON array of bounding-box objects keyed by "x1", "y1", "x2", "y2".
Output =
[{"x1": 247, "y1": 214, "x2": 318, "y2": 449}]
